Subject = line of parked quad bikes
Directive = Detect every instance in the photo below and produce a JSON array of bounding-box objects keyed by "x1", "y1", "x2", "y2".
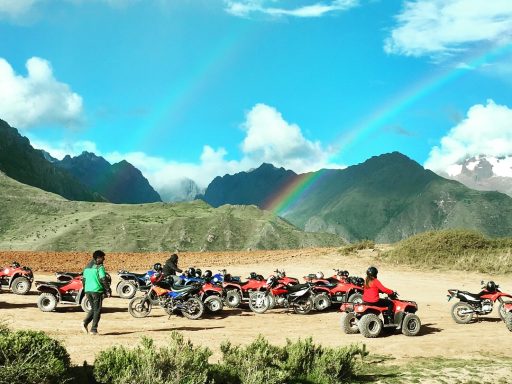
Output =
[{"x1": 1, "y1": 261, "x2": 512, "y2": 338}]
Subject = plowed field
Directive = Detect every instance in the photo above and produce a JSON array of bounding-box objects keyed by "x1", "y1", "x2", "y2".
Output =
[{"x1": 1, "y1": 248, "x2": 512, "y2": 369}]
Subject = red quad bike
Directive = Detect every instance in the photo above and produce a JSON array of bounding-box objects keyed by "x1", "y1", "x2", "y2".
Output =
[
  {"x1": 447, "y1": 280, "x2": 512, "y2": 324},
  {"x1": 340, "y1": 292, "x2": 421, "y2": 338},
  {"x1": 249, "y1": 275, "x2": 315, "y2": 315},
  {"x1": 504, "y1": 303, "x2": 512, "y2": 332},
  {"x1": 304, "y1": 270, "x2": 364, "y2": 311},
  {"x1": 35, "y1": 272, "x2": 111, "y2": 313},
  {"x1": 0, "y1": 261, "x2": 34, "y2": 295},
  {"x1": 265, "y1": 269, "x2": 300, "y2": 309},
  {"x1": 222, "y1": 271, "x2": 267, "y2": 308}
]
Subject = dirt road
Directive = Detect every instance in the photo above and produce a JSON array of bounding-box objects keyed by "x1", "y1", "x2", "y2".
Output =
[{"x1": 1, "y1": 248, "x2": 511, "y2": 365}]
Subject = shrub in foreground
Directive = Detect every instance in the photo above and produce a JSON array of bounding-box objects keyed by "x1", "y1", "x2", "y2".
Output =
[{"x1": 0, "y1": 328, "x2": 71, "y2": 384}]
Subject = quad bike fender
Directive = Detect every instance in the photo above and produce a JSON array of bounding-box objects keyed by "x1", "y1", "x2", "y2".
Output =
[
  {"x1": 223, "y1": 283, "x2": 242, "y2": 291},
  {"x1": 8, "y1": 272, "x2": 31, "y2": 287},
  {"x1": 37, "y1": 285, "x2": 62, "y2": 300},
  {"x1": 339, "y1": 302, "x2": 354, "y2": 312}
]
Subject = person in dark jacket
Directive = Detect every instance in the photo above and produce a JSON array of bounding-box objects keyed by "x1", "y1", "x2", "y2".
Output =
[
  {"x1": 162, "y1": 253, "x2": 182, "y2": 283},
  {"x1": 81, "y1": 250, "x2": 111, "y2": 335},
  {"x1": 362, "y1": 266, "x2": 394, "y2": 315}
]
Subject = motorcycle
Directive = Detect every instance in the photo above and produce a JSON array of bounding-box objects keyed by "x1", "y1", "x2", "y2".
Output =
[
  {"x1": 116, "y1": 269, "x2": 156, "y2": 299},
  {"x1": 340, "y1": 292, "x2": 421, "y2": 338},
  {"x1": 128, "y1": 272, "x2": 204, "y2": 320},
  {"x1": 447, "y1": 280, "x2": 512, "y2": 324},
  {"x1": 0, "y1": 261, "x2": 33, "y2": 295},
  {"x1": 35, "y1": 273, "x2": 111, "y2": 313},
  {"x1": 249, "y1": 275, "x2": 315, "y2": 315}
]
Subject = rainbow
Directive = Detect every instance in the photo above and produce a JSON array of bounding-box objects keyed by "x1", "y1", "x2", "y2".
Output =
[{"x1": 265, "y1": 42, "x2": 512, "y2": 216}]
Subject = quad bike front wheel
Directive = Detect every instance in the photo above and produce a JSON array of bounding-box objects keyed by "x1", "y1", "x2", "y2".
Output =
[
  {"x1": 81, "y1": 296, "x2": 92, "y2": 313},
  {"x1": 182, "y1": 297, "x2": 204, "y2": 320},
  {"x1": 451, "y1": 302, "x2": 473, "y2": 324},
  {"x1": 340, "y1": 312, "x2": 359, "y2": 334},
  {"x1": 401, "y1": 313, "x2": 421, "y2": 336},
  {"x1": 37, "y1": 293, "x2": 58, "y2": 312},
  {"x1": 128, "y1": 296, "x2": 152, "y2": 318},
  {"x1": 11, "y1": 276, "x2": 31, "y2": 295},
  {"x1": 248, "y1": 292, "x2": 270, "y2": 314},
  {"x1": 293, "y1": 297, "x2": 314, "y2": 315},
  {"x1": 358, "y1": 313, "x2": 383, "y2": 338},
  {"x1": 225, "y1": 289, "x2": 242, "y2": 308},
  {"x1": 204, "y1": 295, "x2": 223, "y2": 313},
  {"x1": 313, "y1": 293, "x2": 331, "y2": 311},
  {"x1": 117, "y1": 280, "x2": 137, "y2": 299},
  {"x1": 348, "y1": 292, "x2": 363, "y2": 304}
]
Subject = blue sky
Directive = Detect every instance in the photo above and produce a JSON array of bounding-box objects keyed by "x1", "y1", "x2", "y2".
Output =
[{"x1": 1, "y1": 0, "x2": 512, "y2": 191}]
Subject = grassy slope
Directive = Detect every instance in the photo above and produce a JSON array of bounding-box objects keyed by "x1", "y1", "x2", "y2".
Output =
[{"x1": 0, "y1": 173, "x2": 343, "y2": 252}]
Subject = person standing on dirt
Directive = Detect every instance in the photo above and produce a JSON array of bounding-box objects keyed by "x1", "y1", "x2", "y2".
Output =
[
  {"x1": 81, "y1": 250, "x2": 111, "y2": 335},
  {"x1": 162, "y1": 253, "x2": 182, "y2": 283},
  {"x1": 363, "y1": 266, "x2": 394, "y2": 317}
]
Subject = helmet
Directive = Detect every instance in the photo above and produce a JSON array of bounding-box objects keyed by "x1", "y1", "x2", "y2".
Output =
[
  {"x1": 250, "y1": 272, "x2": 258, "y2": 279},
  {"x1": 341, "y1": 270, "x2": 349, "y2": 278},
  {"x1": 153, "y1": 263, "x2": 162, "y2": 272},
  {"x1": 486, "y1": 281, "x2": 497, "y2": 292},
  {"x1": 367, "y1": 267, "x2": 378, "y2": 278},
  {"x1": 187, "y1": 267, "x2": 196, "y2": 277},
  {"x1": 315, "y1": 272, "x2": 324, "y2": 279},
  {"x1": 195, "y1": 268, "x2": 202, "y2": 277},
  {"x1": 203, "y1": 270, "x2": 212, "y2": 279}
]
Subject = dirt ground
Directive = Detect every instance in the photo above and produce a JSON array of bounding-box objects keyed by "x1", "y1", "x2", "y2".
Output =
[{"x1": 1, "y1": 248, "x2": 512, "y2": 368}]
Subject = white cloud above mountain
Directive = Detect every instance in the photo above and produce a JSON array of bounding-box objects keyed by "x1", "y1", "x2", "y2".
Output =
[
  {"x1": 224, "y1": 0, "x2": 359, "y2": 18},
  {"x1": 28, "y1": 103, "x2": 344, "y2": 190},
  {"x1": 0, "y1": 57, "x2": 83, "y2": 129},
  {"x1": 385, "y1": 0, "x2": 512, "y2": 57},
  {"x1": 424, "y1": 99, "x2": 512, "y2": 174}
]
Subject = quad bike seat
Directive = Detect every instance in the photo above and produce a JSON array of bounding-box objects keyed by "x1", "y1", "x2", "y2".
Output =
[
  {"x1": 123, "y1": 272, "x2": 147, "y2": 279},
  {"x1": 314, "y1": 281, "x2": 337, "y2": 288},
  {"x1": 56, "y1": 272, "x2": 81, "y2": 278},
  {"x1": 287, "y1": 283, "x2": 310, "y2": 293},
  {"x1": 37, "y1": 280, "x2": 70, "y2": 288},
  {"x1": 327, "y1": 277, "x2": 340, "y2": 284}
]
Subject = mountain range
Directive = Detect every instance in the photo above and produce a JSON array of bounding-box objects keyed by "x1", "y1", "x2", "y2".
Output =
[{"x1": 201, "y1": 153, "x2": 512, "y2": 242}]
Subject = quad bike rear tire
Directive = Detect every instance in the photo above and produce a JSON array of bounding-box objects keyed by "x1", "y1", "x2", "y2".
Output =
[
  {"x1": 204, "y1": 295, "x2": 223, "y2": 313},
  {"x1": 358, "y1": 313, "x2": 383, "y2": 338},
  {"x1": 225, "y1": 289, "x2": 242, "y2": 308},
  {"x1": 81, "y1": 295, "x2": 92, "y2": 313},
  {"x1": 451, "y1": 302, "x2": 473, "y2": 324},
  {"x1": 401, "y1": 313, "x2": 421, "y2": 336},
  {"x1": 505, "y1": 312, "x2": 512, "y2": 332},
  {"x1": 117, "y1": 280, "x2": 137, "y2": 299},
  {"x1": 293, "y1": 297, "x2": 314, "y2": 315},
  {"x1": 313, "y1": 293, "x2": 331, "y2": 311},
  {"x1": 37, "y1": 293, "x2": 58, "y2": 312},
  {"x1": 248, "y1": 292, "x2": 270, "y2": 314},
  {"x1": 11, "y1": 276, "x2": 31, "y2": 295},
  {"x1": 182, "y1": 297, "x2": 204, "y2": 320},
  {"x1": 128, "y1": 296, "x2": 152, "y2": 318},
  {"x1": 340, "y1": 312, "x2": 359, "y2": 334}
]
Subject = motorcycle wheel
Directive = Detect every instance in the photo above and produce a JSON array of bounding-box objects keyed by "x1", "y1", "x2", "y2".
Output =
[
  {"x1": 401, "y1": 313, "x2": 421, "y2": 336},
  {"x1": 117, "y1": 281, "x2": 137, "y2": 299},
  {"x1": 340, "y1": 312, "x2": 359, "y2": 334},
  {"x1": 225, "y1": 289, "x2": 241, "y2": 308},
  {"x1": 81, "y1": 295, "x2": 92, "y2": 313},
  {"x1": 293, "y1": 297, "x2": 314, "y2": 315},
  {"x1": 128, "y1": 296, "x2": 152, "y2": 318},
  {"x1": 182, "y1": 297, "x2": 204, "y2": 320},
  {"x1": 358, "y1": 313, "x2": 383, "y2": 338},
  {"x1": 37, "y1": 293, "x2": 57, "y2": 312},
  {"x1": 11, "y1": 276, "x2": 31, "y2": 295},
  {"x1": 498, "y1": 302, "x2": 512, "y2": 321},
  {"x1": 348, "y1": 292, "x2": 363, "y2": 304},
  {"x1": 204, "y1": 295, "x2": 223, "y2": 313},
  {"x1": 248, "y1": 292, "x2": 270, "y2": 314},
  {"x1": 506, "y1": 312, "x2": 512, "y2": 332},
  {"x1": 313, "y1": 293, "x2": 331, "y2": 311},
  {"x1": 451, "y1": 302, "x2": 473, "y2": 324}
]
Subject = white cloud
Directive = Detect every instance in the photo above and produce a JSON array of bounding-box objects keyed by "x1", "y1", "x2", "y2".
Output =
[
  {"x1": 225, "y1": 0, "x2": 358, "y2": 18},
  {"x1": 0, "y1": 57, "x2": 83, "y2": 129},
  {"x1": 385, "y1": 0, "x2": 512, "y2": 57},
  {"x1": 424, "y1": 100, "x2": 512, "y2": 173},
  {"x1": 0, "y1": 0, "x2": 38, "y2": 19},
  {"x1": 29, "y1": 103, "x2": 344, "y2": 192}
]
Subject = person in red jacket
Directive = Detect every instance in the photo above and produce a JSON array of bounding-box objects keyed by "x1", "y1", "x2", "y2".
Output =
[{"x1": 362, "y1": 266, "x2": 394, "y2": 315}]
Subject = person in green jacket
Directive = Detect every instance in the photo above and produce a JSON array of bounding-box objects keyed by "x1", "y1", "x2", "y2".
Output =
[{"x1": 81, "y1": 250, "x2": 111, "y2": 335}]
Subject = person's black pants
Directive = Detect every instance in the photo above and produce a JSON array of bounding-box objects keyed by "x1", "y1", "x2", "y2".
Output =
[
  {"x1": 83, "y1": 292, "x2": 103, "y2": 332},
  {"x1": 375, "y1": 298, "x2": 394, "y2": 314}
]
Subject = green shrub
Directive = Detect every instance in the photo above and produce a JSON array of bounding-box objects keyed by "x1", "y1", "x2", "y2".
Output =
[
  {"x1": 0, "y1": 329, "x2": 71, "y2": 384},
  {"x1": 340, "y1": 240, "x2": 376, "y2": 255},
  {"x1": 93, "y1": 332, "x2": 211, "y2": 384}
]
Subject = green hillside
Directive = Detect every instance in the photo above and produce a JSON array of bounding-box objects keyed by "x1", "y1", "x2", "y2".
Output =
[
  {"x1": 0, "y1": 172, "x2": 343, "y2": 252},
  {"x1": 282, "y1": 152, "x2": 512, "y2": 242}
]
